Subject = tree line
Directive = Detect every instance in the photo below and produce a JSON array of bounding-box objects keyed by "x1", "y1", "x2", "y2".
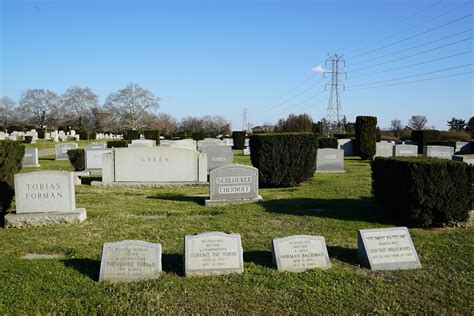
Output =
[{"x1": 0, "y1": 83, "x2": 231, "y2": 135}]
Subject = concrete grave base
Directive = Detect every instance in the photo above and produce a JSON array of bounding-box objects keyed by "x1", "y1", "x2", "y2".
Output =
[
  {"x1": 205, "y1": 195, "x2": 263, "y2": 206},
  {"x1": 4, "y1": 208, "x2": 87, "y2": 228},
  {"x1": 91, "y1": 181, "x2": 209, "y2": 188},
  {"x1": 73, "y1": 171, "x2": 91, "y2": 185},
  {"x1": 315, "y1": 170, "x2": 346, "y2": 173},
  {"x1": 23, "y1": 164, "x2": 41, "y2": 168}
]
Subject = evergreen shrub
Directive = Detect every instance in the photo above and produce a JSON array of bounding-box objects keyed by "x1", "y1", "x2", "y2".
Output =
[
  {"x1": 354, "y1": 116, "x2": 377, "y2": 160},
  {"x1": 232, "y1": 131, "x2": 246, "y2": 149},
  {"x1": 0, "y1": 141, "x2": 24, "y2": 212},
  {"x1": 249, "y1": 133, "x2": 318, "y2": 187},
  {"x1": 372, "y1": 157, "x2": 473, "y2": 227}
]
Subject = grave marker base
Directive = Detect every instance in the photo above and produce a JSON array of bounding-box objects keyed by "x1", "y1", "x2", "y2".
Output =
[
  {"x1": 205, "y1": 195, "x2": 263, "y2": 206},
  {"x1": 4, "y1": 208, "x2": 87, "y2": 228}
]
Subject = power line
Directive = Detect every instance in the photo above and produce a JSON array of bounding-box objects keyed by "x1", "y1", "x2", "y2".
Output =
[
  {"x1": 348, "y1": 36, "x2": 473, "y2": 73},
  {"x1": 347, "y1": 64, "x2": 473, "y2": 88},
  {"x1": 346, "y1": 71, "x2": 473, "y2": 91},
  {"x1": 267, "y1": 89, "x2": 326, "y2": 121},
  {"x1": 270, "y1": 76, "x2": 325, "y2": 111},
  {"x1": 349, "y1": 50, "x2": 474, "y2": 79},
  {"x1": 348, "y1": 28, "x2": 473, "y2": 68},
  {"x1": 346, "y1": 12, "x2": 473, "y2": 61}
]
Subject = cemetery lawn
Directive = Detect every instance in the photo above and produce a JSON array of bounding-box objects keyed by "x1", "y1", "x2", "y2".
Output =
[{"x1": 1, "y1": 153, "x2": 472, "y2": 314}]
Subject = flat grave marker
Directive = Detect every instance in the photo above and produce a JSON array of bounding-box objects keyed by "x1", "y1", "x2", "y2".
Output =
[
  {"x1": 184, "y1": 232, "x2": 244, "y2": 276},
  {"x1": 358, "y1": 227, "x2": 421, "y2": 270},
  {"x1": 99, "y1": 240, "x2": 162, "y2": 282},
  {"x1": 272, "y1": 235, "x2": 331, "y2": 272}
]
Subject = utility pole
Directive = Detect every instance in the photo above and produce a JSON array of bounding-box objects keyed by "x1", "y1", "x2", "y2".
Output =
[{"x1": 324, "y1": 54, "x2": 346, "y2": 136}]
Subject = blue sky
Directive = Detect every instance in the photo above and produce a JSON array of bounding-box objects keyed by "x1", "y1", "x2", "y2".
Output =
[{"x1": 1, "y1": 0, "x2": 472, "y2": 130}]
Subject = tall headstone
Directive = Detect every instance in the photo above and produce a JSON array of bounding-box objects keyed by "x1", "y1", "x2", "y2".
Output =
[
  {"x1": 55, "y1": 143, "x2": 78, "y2": 160},
  {"x1": 316, "y1": 148, "x2": 344, "y2": 173},
  {"x1": 4, "y1": 171, "x2": 87, "y2": 228},
  {"x1": 205, "y1": 164, "x2": 262, "y2": 206},
  {"x1": 201, "y1": 144, "x2": 233, "y2": 171},
  {"x1": 99, "y1": 240, "x2": 162, "y2": 282},
  {"x1": 374, "y1": 142, "x2": 394, "y2": 158},
  {"x1": 394, "y1": 144, "x2": 417, "y2": 157},
  {"x1": 423, "y1": 145, "x2": 454, "y2": 160},
  {"x1": 358, "y1": 227, "x2": 421, "y2": 270},
  {"x1": 22, "y1": 148, "x2": 40, "y2": 167},
  {"x1": 272, "y1": 235, "x2": 331, "y2": 272},
  {"x1": 184, "y1": 232, "x2": 244, "y2": 276}
]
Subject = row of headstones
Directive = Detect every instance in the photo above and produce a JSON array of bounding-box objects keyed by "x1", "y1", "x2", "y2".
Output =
[
  {"x1": 0, "y1": 130, "x2": 38, "y2": 142},
  {"x1": 99, "y1": 227, "x2": 421, "y2": 282}
]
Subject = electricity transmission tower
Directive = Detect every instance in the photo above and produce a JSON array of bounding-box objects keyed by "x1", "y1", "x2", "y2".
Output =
[
  {"x1": 242, "y1": 107, "x2": 251, "y2": 133},
  {"x1": 324, "y1": 54, "x2": 346, "y2": 135}
]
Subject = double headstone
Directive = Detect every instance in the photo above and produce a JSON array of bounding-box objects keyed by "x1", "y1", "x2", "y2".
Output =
[
  {"x1": 272, "y1": 235, "x2": 331, "y2": 272},
  {"x1": 316, "y1": 148, "x2": 344, "y2": 173},
  {"x1": 4, "y1": 170, "x2": 87, "y2": 228},
  {"x1": 22, "y1": 148, "x2": 40, "y2": 167},
  {"x1": 394, "y1": 144, "x2": 417, "y2": 157},
  {"x1": 423, "y1": 145, "x2": 454, "y2": 160},
  {"x1": 205, "y1": 164, "x2": 261, "y2": 206},
  {"x1": 201, "y1": 144, "x2": 233, "y2": 171},
  {"x1": 357, "y1": 227, "x2": 421, "y2": 270},
  {"x1": 55, "y1": 143, "x2": 78, "y2": 160},
  {"x1": 99, "y1": 240, "x2": 162, "y2": 282},
  {"x1": 184, "y1": 232, "x2": 244, "y2": 276}
]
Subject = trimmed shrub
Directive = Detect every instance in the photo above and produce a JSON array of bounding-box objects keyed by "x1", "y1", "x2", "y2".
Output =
[
  {"x1": 249, "y1": 133, "x2": 318, "y2": 187},
  {"x1": 372, "y1": 157, "x2": 473, "y2": 227},
  {"x1": 107, "y1": 140, "x2": 129, "y2": 148},
  {"x1": 89, "y1": 131, "x2": 97, "y2": 140},
  {"x1": 24, "y1": 136, "x2": 33, "y2": 144},
  {"x1": 123, "y1": 129, "x2": 140, "y2": 141},
  {"x1": 232, "y1": 131, "x2": 246, "y2": 149},
  {"x1": 333, "y1": 133, "x2": 355, "y2": 139},
  {"x1": 37, "y1": 128, "x2": 46, "y2": 139},
  {"x1": 77, "y1": 129, "x2": 96, "y2": 141},
  {"x1": 354, "y1": 116, "x2": 377, "y2": 160},
  {"x1": 144, "y1": 130, "x2": 160, "y2": 144},
  {"x1": 318, "y1": 137, "x2": 338, "y2": 149},
  {"x1": 67, "y1": 149, "x2": 85, "y2": 171},
  {"x1": 192, "y1": 132, "x2": 204, "y2": 141},
  {"x1": 411, "y1": 130, "x2": 441, "y2": 154},
  {"x1": 0, "y1": 141, "x2": 24, "y2": 212}
]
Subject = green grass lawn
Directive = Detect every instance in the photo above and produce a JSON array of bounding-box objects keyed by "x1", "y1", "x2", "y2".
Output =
[{"x1": 0, "y1": 151, "x2": 472, "y2": 314}]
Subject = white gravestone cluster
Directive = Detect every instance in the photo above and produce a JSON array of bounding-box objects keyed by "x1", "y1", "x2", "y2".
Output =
[
  {"x1": 4, "y1": 171, "x2": 87, "y2": 228},
  {"x1": 316, "y1": 148, "x2": 345, "y2": 173},
  {"x1": 205, "y1": 164, "x2": 262, "y2": 206}
]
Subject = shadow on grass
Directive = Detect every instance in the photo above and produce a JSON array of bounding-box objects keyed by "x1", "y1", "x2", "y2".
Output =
[
  {"x1": 62, "y1": 258, "x2": 100, "y2": 281},
  {"x1": 81, "y1": 177, "x2": 102, "y2": 185},
  {"x1": 146, "y1": 194, "x2": 204, "y2": 205},
  {"x1": 260, "y1": 197, "x2": 390, "y2": 224},
  {"x1": 39, "y1": 157, "x2": 55, "y2": 161},
  {"x1": 327, "y1": 246, "x2": 359, "y2": 266},
  {"x1": 162, "y1": 253, "x2": 184, "y2": 276},
  {"x1": 243, "y1": 250, "x2": 273, "y2": 269}
]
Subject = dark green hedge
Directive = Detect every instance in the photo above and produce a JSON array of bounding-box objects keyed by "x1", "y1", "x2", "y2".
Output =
[
  {"x1": 107, "y1": 140, "x2": 129, "y2": 148},
  {"x1": 123, "y1": 129, "x2": 140, "y2": 141},
  {"x1": 232, "y1": 131, "x2": 246, "y2": 149},
  {"x1": 77, "y1": 130, "x2": 96, "y2": 141},
  {"x1": 67, "y1": 149, "x2": 85, "y2": 171},
  {"x1": 24, "y1": 136, "x2": 33, "y2": 144},
  {"x1": 0, "y1": 141, "x2": 24, "y2": 212},
  {"x1": 411, "y1": 130, "x2": 441, "y2": 154},
  {"x1": 354, "y1": 116, "x2": 377, "y2": 160},
  {"x1": 144, "y1": 130, "x2": 160, "y2": 144},
  {"x1": 333, "y1": 133, "x2": 355, "y2": 139},
  {"x1": 192, "y1": 132, "x2": 205, "y2": 141},
  {"x1": 37, "y1": 128, "x2": 46, "y2": 139},
  {"x1": 318, "y1": 137, "x2": 338, "y2": 149},
  {"x1": 372, "y1": 157, "x2": 472, "y2": 227},
  {"x1": 249, "y1": 133, "x2": 318, "y2": 187}
]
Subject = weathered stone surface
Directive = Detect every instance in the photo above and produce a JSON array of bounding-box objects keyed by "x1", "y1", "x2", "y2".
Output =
[
  {"x1": 316, "y1": 148, "x2": 344, "y2": 173},
  {"x1": 272, "y1": 235, "x2": 331, "y2": 272},
  {"x1": 394, "y1": 144, "x2": 417, "y2": 157},
  {"x1": 22, "y1": 148, "x2": 40, "y2": 167},
  {"x1": 201, "y1": 144, "x2": 233, "y2": 171},
  {"x1": 85, "y1": 149, "x2": 113, "y2": 171},
  {"x1": 55, "y1": 143, "x2": 78, "y2": 160},
  {"x1": 14, "y1": 171, "x2": 76, "y2": 214},
  {"x1": 99, "y1": 240, "x2": 162, "y2": 282},
  {"x1": 374, "y1": 142, "x2": 394, "y2": 158},
  {"x1": 423, "y1": 145, "x2": 454, "y2": 160},
  {"x1": 4, "y1": 208, "x2": 87, "y2": 228},
  {"x1": 184, "y1": 232, "x2": 244, "y2": 276},
  {"x1": 358, "y1": 227, "x2": 421, "y2": 270}
]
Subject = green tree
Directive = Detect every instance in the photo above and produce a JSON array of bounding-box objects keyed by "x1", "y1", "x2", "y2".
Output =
[{"x1": 447, "y1": 117, "x2": 466, "y2": 131}]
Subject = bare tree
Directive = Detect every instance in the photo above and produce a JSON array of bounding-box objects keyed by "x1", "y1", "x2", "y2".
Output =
[
  {"x1": 61, "y1": 86, "x2": 98, "y2": 129},
  {"x1": 0, "y1": 96, "x2": 16, "y2": 127},
  {"x1": 180, "y1": 116, "x2": 204, "y2": 132},
  {"x1": 154, "y1": 113, "x2": 178, "y2": 133},
  {"x1": 408, "y1": 115, "x2": 427, "y2": 130},
  {"x1": 18, "y1": 89, "x2": 60, "y2": 127},
  {"x1": 276, "y1": 113, "x2": 313, "y2": 133},
  {"x1": 104, "y1": 83, "x2": 160, "y2": 130},
  {"x1": 390, "y1": 119, "x2": 403, "y2": 136},
  {"x1": 179, "y1": 115, "x2": 231, "y2": 135}
]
